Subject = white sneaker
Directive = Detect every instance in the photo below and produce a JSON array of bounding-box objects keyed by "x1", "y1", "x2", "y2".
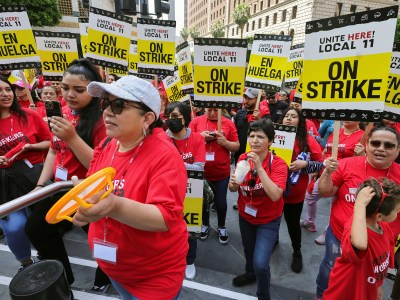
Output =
[
  {"x1": 185, "y1": 263, "x2": 196, "y2": 280},
  {"x1": 315, "y1": 228, "x2": 327, "y2": 245}
]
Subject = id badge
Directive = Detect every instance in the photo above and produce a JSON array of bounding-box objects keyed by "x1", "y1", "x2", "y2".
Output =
[
  {"x1": 55, "y1": 165, "x2": 68, "y2": 181},
  {"x1": 93, "y1": 238, "x2": 117, "y2": 264},
  {"x1": 244, "y1": 204, "x2": 257, "y2": 217},
  {"x1": 206, "y1": 152, "x2": 215, "y2": 161}
]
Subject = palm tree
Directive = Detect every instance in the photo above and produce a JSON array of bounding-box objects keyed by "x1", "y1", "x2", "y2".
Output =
[
  {"x1": 189, "y1": 27, "x2": 200, "y2": 39},
  {"x1": 210, "y1": 20, "x2": 225, "y2": 38},
  {"x1": 180, "y1": 27, "x2": 190, "y2": 41},
  {"x1": 233, "y1": 3, "x2": 250, "y2": 39}
]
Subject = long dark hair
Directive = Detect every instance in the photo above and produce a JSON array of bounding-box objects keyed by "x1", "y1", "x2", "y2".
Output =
[
  {"x1": 281, "y1": 107, "x2": 309, "y2": 153},
  {"x1": 164, "y1": 102, "x2": 192, "y2": 127},
  {"x1": 63, "y1": 59, "x2": 103, "y2": 147},
  {"x1": 0, "y1": 75, "x2": 27, "y2": 124}
]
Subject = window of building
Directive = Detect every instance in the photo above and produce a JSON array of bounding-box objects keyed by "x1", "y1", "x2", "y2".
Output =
[
  {"x1": 78, "y1": 0, "x2": 88, "y2": 16},
  {"x1": 254, "y1": 4, "x2": 257, "y2": 13},
  {"x1": 258, "y1": 18, "x2": 262, "y2": 28},
  {"x1": 59, "y1": 0, "x2": 73, "y2": 16},
  {"x1": 365, "y1": 7, "x2": 370, "y2": 10},
  {"x1": 265, "y1": 15, "x2": 269, "y2": 26},
  {"x1": 252, "y1": 20, "x2": 255, "y2": 30},
  {"x1": 289, "y1": 29, "x2": 295, "y2": 39},
  {"x1": 279, "y1": 31, "x2": 284, "y2": 35},
  {"x1": 236, "y1": 27, "x2": 239, "y2": 34},
  {"x1": 335, "y1": 3, "x2": 343, "y2": 16},
  {"x1": 268, "y1": 0, "x2": 271, "y2": 8},
  {"x1": 246, "y1": 23, "x2": 249, "y2": 32},
  {"x1": 232, "y1": 28, "x2": 234, "y2": 35},
  {"x1": 276, "y1": 0, "x2": 279, "y2": 4},
  {"x1": 292, "y1": 6, "x2": 297, "y2": 19},
  {"x1": 260, "y1": 1, "x2": 263, "y2": 10},
  {"x1": 350, "y1": 5, "x2": 357, "y2": 13},
  {"x1": 273, "y1": 13, "x2": 277, "y2": 24},
  {"x1": 282, "y1": 10, "x2": 286, "y2": 22}
]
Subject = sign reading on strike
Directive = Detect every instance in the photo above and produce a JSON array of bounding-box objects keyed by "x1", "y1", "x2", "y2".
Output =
[
  {"x1": 78, "y1": 18, "x2": 89, "y2": 58},
  {"x1": 284, "y1": 43, "x2": 304, "y2": 89},
  {"x1": 383, "y1": 43, "x2": 400, "y2": 121},
  {"x1": 302, "y1": 6, "x2": 398, "y2": 122},
  {"x1": 87, "y1": 7, "x2": 132, "y2": 70},
  {"x1": 193, "y1": 38, "x2": 247, "y2": 109},
  {"x1": 0, "y1": 5, "x2": 41, "y2": 70},
  {"x1": 162, "y1": 70, "x2": 190, "y2": 102},
  {"x1": 184, "y1": 171, "x2": 204, "y2": 234},
  {"x1": 270, "y1": 124, "x2": 297, "y2": 167},
  {"x1": 176, "y1": 42, "x2": 194, "y2": 94},
  {"x1": 137, "y1": 18, "x2": 176, "y2": 76},
  {"x1": 245, "y1": 34, "x2": 292, "y2": 92},
  {"x1": 34, "y1": 31, "x2": 79, "y2": 81}
]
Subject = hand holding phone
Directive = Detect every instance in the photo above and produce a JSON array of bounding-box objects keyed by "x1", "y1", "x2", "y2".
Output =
[{"x1": 45, "y1": 100, "x2": 63, "y2": 129}]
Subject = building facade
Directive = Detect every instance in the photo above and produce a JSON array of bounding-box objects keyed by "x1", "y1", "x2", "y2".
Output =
[{"x1": 188, "y1": 0, "x2": 399, "y2": 45}]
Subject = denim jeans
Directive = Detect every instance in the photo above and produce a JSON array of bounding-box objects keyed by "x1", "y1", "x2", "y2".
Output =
[
  {"x1": 315, "y1": 225, "x2": 341, "y2": 297},
  {"x1": 0, "y1": 209, "x2": 31, "y2": 261},
  {"x1": 110, "y1": 279, "x2": 182, "y2": 300},
  {"x1": 203, "y1": 176, "x2": 229, "y2": 227},
  {"x1": 239, "y1": 215, "x2": 281, "y2": 300}
]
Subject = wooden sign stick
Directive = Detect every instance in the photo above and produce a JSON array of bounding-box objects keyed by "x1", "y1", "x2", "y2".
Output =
[
  {"x1": 18, "y1": 70, "x2": 34, "y2": 107},
  {"x1": 331, "y1": 120, "x2": 341, "y2": 160}
]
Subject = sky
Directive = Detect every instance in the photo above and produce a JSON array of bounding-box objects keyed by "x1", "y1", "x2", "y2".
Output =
[{"x1": 147, "y1": 0, "x2": 183, "y2": 34}]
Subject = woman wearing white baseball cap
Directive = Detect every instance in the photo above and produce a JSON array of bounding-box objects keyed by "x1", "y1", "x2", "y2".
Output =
[{"x1": 73, "y1": 75, "x2": 188, "y2": 299}]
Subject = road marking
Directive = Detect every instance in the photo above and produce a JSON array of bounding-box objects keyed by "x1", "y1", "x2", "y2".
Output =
[{"x1": 0, "y1": 244, "x2": 257, "y2": 300}]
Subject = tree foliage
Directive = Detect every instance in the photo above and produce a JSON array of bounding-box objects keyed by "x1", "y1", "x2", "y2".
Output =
[
  {"x1": 189, "y1": 27, "x2": 200, "y2": 39},
  {"x1": 0, "y1": 0, "x2": 62, "y2": 27},
  {"x1": 210, "y1": 20, "x2": 225, "y2": 38},
  {"x1": 233, "y1": 3, "x2": 250, "y2": 39},
  {"x1": 180, "y1": 27, "x2": 190, "y2": 41}
]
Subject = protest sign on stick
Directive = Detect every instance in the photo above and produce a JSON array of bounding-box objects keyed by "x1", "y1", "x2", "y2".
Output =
[
  {"x1": 162, "y1": 70, "x2": 190, "y2": 103},
  {"x1": 78, "y1": 18, "x2": 89, "y2": 58},
  {"x1": 284, "y1": 43, "x2": 304, "y2": 90},
  {"x1": 0, "y1": 5, "x2": 41, "y2": 70},
  {"x1": 176, "y1": 41, "x2": 194, "y2": 94},
  {"x1": 184, "y1": 171, "x2": 204, "y2": 234},
  {"x1": 383, "y1": 43, "x2": 400, "y2": 121}
]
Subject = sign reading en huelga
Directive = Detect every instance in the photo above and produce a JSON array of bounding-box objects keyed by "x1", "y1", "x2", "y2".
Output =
[
  {"x1": 284, "y1": 43, "x2": 304, "y2": 89},
  {"x1": 184, "y1": 170, "x2": 204, "y2": 234},
  {"x1": 176, "y1": 41, "x2": 194, "y2": 94},
  {"x1": 137, "y1": 18, "x2": 176, "y2": 76},
  {"x1": 194, "y1": 38, "x2": 247, "y2": 109},
  {"x1": 245, "y1": 34, "x2": 291, "y2": 92},
  {"x1": 302, "y1": 6, "x2": 398, "y2": 122},
  {"x1": 270, "y1": 124, "x2": 297, "y2": 167},
  {"x1": 0, "y1": 5, "x2": 41, "y2": 70},
  {"x1": 34, "y1": 31, "x2": 79, "y2": 81},
  {"x1": 383, "y1": 43, "x2": 400, "y2": 122},
  {"x1": 162, "y1": 70, "x2": 190, "y2": 103},
  {"x1": 87, "y1": 7, "x2": 132, "y2": 70},
  {"x1": 78, "y1": 18, "x2": 89, "y2": 58}
]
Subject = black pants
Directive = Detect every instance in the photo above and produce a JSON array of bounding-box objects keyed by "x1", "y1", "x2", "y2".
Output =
[
  {"x1": 25, "y1": 193, "x2": 75, "y2": 284},
  {"x1": 283, "y1": 202, "x2": 304, "y2": 252}
]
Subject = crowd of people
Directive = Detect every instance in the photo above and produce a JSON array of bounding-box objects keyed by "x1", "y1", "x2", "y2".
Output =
[{"x1": 0, "y1": 63, "x2": 400, "y2": 300}]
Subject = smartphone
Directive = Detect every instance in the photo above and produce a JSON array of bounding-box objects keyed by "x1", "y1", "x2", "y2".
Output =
[{"x1": 45, "y1": 100, "x2": 63, "y2": 128}]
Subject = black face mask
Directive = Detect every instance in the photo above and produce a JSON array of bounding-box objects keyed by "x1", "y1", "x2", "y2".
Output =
[{"x1": 166, "y1": 118, "x2": 184, "y2": 133}]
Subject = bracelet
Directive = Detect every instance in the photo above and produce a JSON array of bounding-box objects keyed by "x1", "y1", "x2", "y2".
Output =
[{"x1": 36, "y1": 184, "x2": 45, "y2": 187}]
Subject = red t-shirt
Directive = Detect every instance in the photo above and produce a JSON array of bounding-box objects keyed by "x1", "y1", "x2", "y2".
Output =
[
  {"x1": 0, "y1": 108, "x2": 51, "y2": 166},
  {"x1": 306, "y1": 119, "x2": 320, "y2": 137},
  {"x1": 87, "y1": 134, "x2": 188, "y2": 299},
  {"x1": 331, "y1": 156, "x2": 400, "y2": 240},
  {"x1": 172, "y1": 131, "x2": 206, "y2": 164},
  {"x1": 388, "y1": 215, "x2": 400, "y2": 243},
  {"x1": 189, "y1": 115, "x2": 238, "y2": 181},
  {"x1": 50, "y1": 106, "x2": 106, "y2": 180},
  {"x1": 324, "y1": 128, "x2": 364, "y2": 160},
  {"x1": 18, "y1": 99, "x2": 45, "y2": 109},
  {"x1": 284, "y1": 135, "x2": 322, "y2": 204},
  {"x1": 324, "y1": 221, "x2": 394, "y2": 300},
  {"x1": 237, "y1": 152, "x2": 287, "y2": 224}
]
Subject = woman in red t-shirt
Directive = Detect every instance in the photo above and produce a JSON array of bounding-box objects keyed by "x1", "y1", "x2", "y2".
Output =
[
  {"x1": 280, "y1": 107, "x2": 323, "y2": 273},
  {"x1": 315, "y1": 126, "x2": 400, "y2": 299},
  {"x1": 324, "y1": 178, "x2": 400, "y2": 300},
  {"x1": 164, "y1": 101, "x2": 206, "y2": 280},
  {"x1": 0, "y1": 75, "x2": 51, "y2": 271},
  {"x1": 25, "y1": 59, "x2": 106, "y2": 286},
  {"x1": 229, "y1": 119, "x2": 288, "y2": 299}
]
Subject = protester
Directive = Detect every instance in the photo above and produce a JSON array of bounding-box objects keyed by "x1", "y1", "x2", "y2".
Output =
[
  {"x1": 190, "y1": 107, "x2": 239, "y2": 244},
  {"x1": 318, "y1": 120, "x2": 334, "y2": 148},
  {"x1": 108, "y1": 74, "x2": 119, "y2": 83},
  {"x1": 0, "y1": 75, "x2": 51, "y2": 272},
  {"x1": 314, "y1": 126, "x2": 400, "y2": 299},
  {"x1": 12, "y1": 80, "x2": 43, "y2": 109},
  {"x1": 266, "y1": 91, "x2": 288, "y2": 123},
  {"x1": 229, "y1": 118, "x2": 287, "y2": 299},
  {"x1": 164, "y1": 101, "x2": 206, "y2": 280},
  {"x1": 25, "y1": 59, "x2": 106, "y2": 285},
  {"x1": 280, "y1": 107, "x2": 322, "y2": 273},
  {"x1": 71, "y1": 75, "x2": 188, "y2": 299},
  {"x1": 323, "y1": 178, "x2": 400, "y2": 300},
  {"x1": 278, "y1": 90, "x2": 290, "y2": 104}
]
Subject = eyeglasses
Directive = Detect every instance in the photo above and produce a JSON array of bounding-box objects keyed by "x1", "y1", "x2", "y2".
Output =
[
  {"x1": 369, "y1": 140, "x2": 398, "y2": 150},
  {"x1": 100, "y1": 98, "x2": 142, "y2": 114}
]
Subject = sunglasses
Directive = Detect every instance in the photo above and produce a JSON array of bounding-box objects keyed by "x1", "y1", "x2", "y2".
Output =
[
  {"x1": 100, "y1": 98, "x2": 142, "y2": 114},
  {"x1": 369, "y1": 140, "x2": 397, "y2": 150}
]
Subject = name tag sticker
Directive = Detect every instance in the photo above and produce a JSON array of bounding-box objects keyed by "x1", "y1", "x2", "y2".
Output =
[{"x1": 93, "y1": 238, "x2": 118, "y2": 264}]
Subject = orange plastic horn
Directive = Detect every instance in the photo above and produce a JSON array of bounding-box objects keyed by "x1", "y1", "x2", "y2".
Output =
[{"x1": 46, "y1": 167, "x2": 116, "y2": 224}]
